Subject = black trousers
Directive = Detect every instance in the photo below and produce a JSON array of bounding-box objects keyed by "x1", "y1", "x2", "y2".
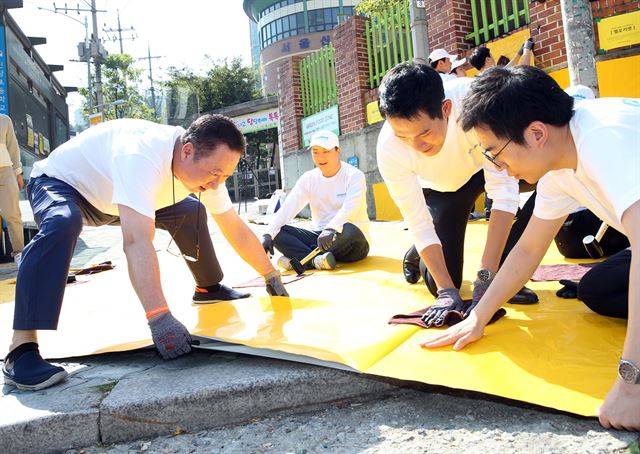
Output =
[
  {"x1": 14, "y1": 176, "x2": 223, "y2": 330},
  {"x1": 554, "y1": 209, "x2": 629, "y2": 258},
  {"x1": 578, "y1": 248, "x2": 631, "y2": 319},
  {"x1": 273, "y1": 223, "x2": 369, "y2": 265},
  {"x1": 409, "y1": 171, "x2": 534, "y2": 296}
]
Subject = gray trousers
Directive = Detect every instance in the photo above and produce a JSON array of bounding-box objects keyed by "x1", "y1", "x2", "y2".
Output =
[
  {"x1": 0, "y1": 166, "x2": 24, "y2": 254},
  {"x1": 14, "y1": 176, "x2": 223, "y2": 330}
]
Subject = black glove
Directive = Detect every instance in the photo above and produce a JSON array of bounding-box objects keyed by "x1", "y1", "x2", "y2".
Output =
[
  {"x1": 264, "y1": 270, "x2": 289, "y2": 297},
  {"x1": 148, "y1": 312, "x2": 192, "y2": 360},
  {"x1": 317, "y1": 229, "x2": 336, "y2": 251},
  {"x1": 421, "y1": 288, "x2": 465, "y2": 328},
  {"x1": 523, "y1": 38, "x2": 535, "y2": 51},
  {"x1": 556, "y1": 279, "x2": 578, "y2": 299},
  {"x1": 262, "y1": 234, "x2": 274, "y2": 256}
]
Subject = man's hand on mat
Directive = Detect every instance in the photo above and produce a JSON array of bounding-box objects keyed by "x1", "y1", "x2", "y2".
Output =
[
  {"x1": 148, "y1": 312, "x2": 193, "y2": 359},
  {"x1": 421, "y1": 288, "x2": 466, "y2": 328},
  {"x1": 264, "y1": 270, "x2": 289, "y2": 297},
  {"x1": 597, "y1": 379, "x2": 640, "y2": 431},
  {"x1": 421, "y1": 311, "x2": 486, "y2": 350},
  {"x1": 261, "y1": 234, "x2": 274, "y2": 256},
  {"x1": 317, "y1": 228, "x2": 336, "y2": 251}
]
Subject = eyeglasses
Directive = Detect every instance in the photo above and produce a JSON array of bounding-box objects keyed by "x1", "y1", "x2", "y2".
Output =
[
  {"x1": 481, "y1": 137, "x2": 512, "y2": 169},
  {"x1": 166, "y1": 162, "x2": 201, "y2": 262}
]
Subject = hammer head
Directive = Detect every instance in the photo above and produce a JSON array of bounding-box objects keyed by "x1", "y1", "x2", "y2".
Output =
[
  {"x1": 583, "y1": 234, "x2": 604, "y2": 259},
  {"x1": 289, "y1": 258, "x2": 305, "y2": 276}
]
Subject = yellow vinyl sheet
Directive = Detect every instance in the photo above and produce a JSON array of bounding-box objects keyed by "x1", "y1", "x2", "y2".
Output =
[{"x1": 0, "y1": 221, "x2": 626, "y2": 417}]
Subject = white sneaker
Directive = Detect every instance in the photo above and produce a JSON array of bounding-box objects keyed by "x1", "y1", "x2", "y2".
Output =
[
  {"x1": 13, "y1": 252, "x2": 22, "y2": 269},
  {"x1": 312, "y1": 252, "x2": 336, "y2": 270},
  {"x1": 277, "y1": 256, "x2": 293, "y2": 271}
]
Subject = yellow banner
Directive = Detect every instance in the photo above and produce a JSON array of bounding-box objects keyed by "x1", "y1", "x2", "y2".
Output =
[
  {"x1": 597, "y1": 10, "x2": 640, "y2": 52},
  {"x1": 366, "y1": 100, "x2": 384, "y2": 125}
]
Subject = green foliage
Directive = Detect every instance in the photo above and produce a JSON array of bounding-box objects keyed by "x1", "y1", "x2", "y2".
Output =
[
  {"x1": 163, "y1": 56, "x2": 261, "y2": 114},
  {"x1": 79, "y1": 53, "x2": 156, "y2": 123},
  {"x1": 354, "y1": 0, "x2": 405, "y2": 17}
]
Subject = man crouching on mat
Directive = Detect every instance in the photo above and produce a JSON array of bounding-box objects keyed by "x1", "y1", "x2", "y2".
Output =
[
  {"x1": 376, "y1": 61, "x2": 538, "y2": 329},
  {"x1": 3, "y1": 114, "x2": 288, "y2": 391},
  {"x1": 423, "y1": 66, "x2": 639, "y2": 431},
  {"x1": 261, "y1": 130, "x2": 370, "y2": 271}
]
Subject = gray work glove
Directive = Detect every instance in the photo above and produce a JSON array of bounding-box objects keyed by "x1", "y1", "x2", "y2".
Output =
[
  {"x1": 262, "y1": 234, "x2": 274, "y2": 256},
  {"x1": 524, "y1": 38, "x2": 535, "y2": 51},
  {"x1": 317, "y1": 228, "x2": 336, "y2": 251},
  {"x1": 148, "y1": 312, "x2": 192, "y2": 359},
  {"x1": 264, "y1": 270, "x2": 289, "y2": 297},
  {"x1": 467, "y1": 276, "x2": 492, "y2": 317},
  {"x1": 421, "y1": 288, "x2": 466, "y2": 328}
]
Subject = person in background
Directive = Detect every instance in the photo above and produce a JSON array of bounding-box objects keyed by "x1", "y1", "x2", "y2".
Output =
[
  {"x1": 261, "y1": 130, "x2": 370, "y2": 271},
  {"x1": 0, "y1": 114, "x2": 24, "y2": 266}
]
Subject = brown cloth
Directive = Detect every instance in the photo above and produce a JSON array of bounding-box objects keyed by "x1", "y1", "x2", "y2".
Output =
[
  {"x1": 389, "y1": 300, "x2": 506, "y2": 329},
  {"x1": 531, "y1": 263, "x2": 596, "y2": 282}
]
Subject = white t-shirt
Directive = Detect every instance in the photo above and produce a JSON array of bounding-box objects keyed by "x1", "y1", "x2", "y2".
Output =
[
  {"x1": 266, "y1": 162, "x2": 371, "y2": 244},
  {"x1": 31, "y1": 119, "x2": 233, "y2": 219},
  {"x1": 376, "y1": 77, "x2": 519, "y2": 251},
  {"x1": 534, "y1": 97, "x2": 640, "y2": 234}
]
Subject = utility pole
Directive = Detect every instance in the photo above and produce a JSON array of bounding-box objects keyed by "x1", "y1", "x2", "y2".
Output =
[
  {"x1": 560, "y1": 0, "x2": 599, "y2": 95},
  {"x1": 103, "y1": 9, "x2": 136, "y2": 54},
  {"x1": 409, "y1": 0, "x2": 429, "y2": 61},
  {"x1": 54, "y1": 1, "x2": 107, "y2": 113},
  {"x1": 138, "y1": 43, "x2": 162, "y2": 118}
]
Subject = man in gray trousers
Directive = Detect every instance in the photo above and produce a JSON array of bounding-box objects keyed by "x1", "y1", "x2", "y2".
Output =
[{"x1": 3, "y1": 114, "x2": 289, "y2": 391}]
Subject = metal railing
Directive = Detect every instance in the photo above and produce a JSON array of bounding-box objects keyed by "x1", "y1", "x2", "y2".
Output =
[
  {"x1": 466, "y1": 0, "x2": 530, "y2": 45},
  {"x1": 299, "y1": 44, "x2": 338, "y2": 117},
  {"x1": 365, "y1": 1, "x2": 414, "y2": 89}
]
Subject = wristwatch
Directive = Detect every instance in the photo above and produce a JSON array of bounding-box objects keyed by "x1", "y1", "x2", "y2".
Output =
[
  {"x1": 477, "y1": 268, "x2": 494, "y2": 282},
  {"x1": 618, "y1": 359, "x2": 640, "y2": 384}
]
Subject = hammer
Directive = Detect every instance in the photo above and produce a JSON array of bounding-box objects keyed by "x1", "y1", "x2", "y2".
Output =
[
  {"x1": 289, "y1": 247, "x2": 324, "y2": 275},
  {"x1": 583, "y1": 222, "x2": 608, "y2": 259}
]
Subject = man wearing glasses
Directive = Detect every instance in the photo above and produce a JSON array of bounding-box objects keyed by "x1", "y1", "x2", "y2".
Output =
[
  {"x1": 376, "y1": 61, "x2": 537, "y2": 329},
  {"x1": 423, "y1": 66, "x2": 639, "y2": 431},
  {"x1": 3, "y1": 115, "x2": 288, "y2": 391}
]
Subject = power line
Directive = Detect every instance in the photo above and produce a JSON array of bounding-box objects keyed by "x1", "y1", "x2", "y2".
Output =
[{"x1": 103, "y1": 9, "x2": 136, "y2": 54}]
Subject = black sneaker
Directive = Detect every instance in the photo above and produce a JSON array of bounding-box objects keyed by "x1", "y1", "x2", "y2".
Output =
[
  {"x1": 193, "y1": 284, "x2": 251, "y2": 304},
  {"x1": 402, "y1": 246, "x2": 421, "y2": 284},
  {"x1": 2, "y1": 343, "x2": 68, "y2": 391},
  {"x1": 509, "y1": 286, "x2": 539, "y2": 305}
]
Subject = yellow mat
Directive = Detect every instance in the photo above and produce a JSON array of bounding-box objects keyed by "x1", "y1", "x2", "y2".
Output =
[{"x1": 0, "y1": 222, "x2": 625, "y2": 417}]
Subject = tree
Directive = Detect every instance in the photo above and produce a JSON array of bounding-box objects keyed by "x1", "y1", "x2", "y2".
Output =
[
  {"x1": 79, "y1": 54, "x2": 156, "y2": 123},
  {"x1": 354, "y1": 0, "x2": 404, "y2": 17},
  {"x1": 164, "y1": 56, "x2": 261, "y2": 114}
]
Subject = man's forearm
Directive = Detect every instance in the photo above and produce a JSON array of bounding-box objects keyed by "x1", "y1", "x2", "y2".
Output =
[
  {"x1": 481, "y1": 209, "x2": 515, "y2": 272},
  {"x1": 124, "y1": 239, "x2": 168, "y2": 313},
  {"x1": 233, "y1": 228, "x2": 275, "y2": 276},
  {"x1": 419, "y1": 243, "x2": 455, "y2": 290},
  {"x1": 622, "y1": 249, "x2": 639, "y2": 364}
]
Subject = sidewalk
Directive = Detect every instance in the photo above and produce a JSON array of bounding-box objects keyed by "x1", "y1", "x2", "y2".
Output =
[{"x1": 1, "y1": 201, "x2": 637, "y2": 453}]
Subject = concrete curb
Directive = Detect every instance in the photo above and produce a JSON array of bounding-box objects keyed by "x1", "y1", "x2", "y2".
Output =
[{"x1": 0, "y1": 350, "x2": 398, "y2": 453}]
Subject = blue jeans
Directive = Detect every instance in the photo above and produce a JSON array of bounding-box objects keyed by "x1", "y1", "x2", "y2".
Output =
[
  {"x1": 273, "y1": 223, "x2": 369, "y2": 266},
  {"x1": 13, "y1": 176, "x2": 223, "y2": 330}
]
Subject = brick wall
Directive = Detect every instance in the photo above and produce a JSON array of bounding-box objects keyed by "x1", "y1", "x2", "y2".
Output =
[
  {"x1": 590, "y1": 0, "x2": 640, "y2": 52},
  {"x1": 529, "y1": 0, "x2": 567, "y2": 69},
  {"x1": 277, "y1": 55, "x2": 304, "y2": 154},
  {"x1": 334, "y1": 15, "x2": 370, "y2": 134},
  {"x1": 424, "y1": 0, "x2": 474, "y2": 56}
]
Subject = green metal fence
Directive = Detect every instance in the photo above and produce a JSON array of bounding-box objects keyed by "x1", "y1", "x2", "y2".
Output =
[
  {"x1": 365, "y1": 1, "x2": 414, "y2": 89},
  {"x1": 299, "y1": 44, "x2": 338, "y2": 117},
  {"x1": 466, "y1": 0, "x2": 530, "y2": 45}
]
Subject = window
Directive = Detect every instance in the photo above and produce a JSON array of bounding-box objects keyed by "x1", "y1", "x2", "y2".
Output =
[{"x1": 467, "y1": 0, "x2": 530, "y2": 45}]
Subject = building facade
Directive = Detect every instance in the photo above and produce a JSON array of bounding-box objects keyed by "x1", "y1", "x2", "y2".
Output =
[{"x1": 243, "y1": 0, "x2": 360, "y2": 94}]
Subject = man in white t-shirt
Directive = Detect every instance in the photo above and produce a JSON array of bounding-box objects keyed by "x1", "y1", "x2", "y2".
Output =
[
  {"x1": 377, "y1": 61, "x2": 538, "y2": 330},
  {"x1": 3, "y1": 115, "x2": 289, "y2": 391},
  {"x1": 423, "y1": 66, "x2": 640, "y2": 430},
  {"x1": 261, "y1": 130, "x2": 370, "y2": 270},
  {"x1": 428, "y1": 48, "x2": 457, "y2": 83}
]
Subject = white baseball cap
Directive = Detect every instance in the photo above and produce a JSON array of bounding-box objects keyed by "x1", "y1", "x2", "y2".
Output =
[
  {"x1": 309, "y1": 130, "x2": 339, "y2": 150},
  {"x1": 451, "y1": 56, "x2": 467, "y2": 71},
  {"x1": 564, "y1": 84, "x2": 595, "y2": 103},
  {"x1": 428, "y1": 48, "x2": 454, "y2": 62}
]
